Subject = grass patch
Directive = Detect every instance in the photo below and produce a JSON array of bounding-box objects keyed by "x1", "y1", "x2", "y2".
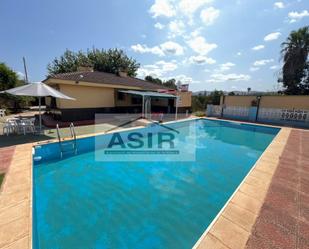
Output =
[
  {"x1": 0, "y1": 173, "x2": 4, "y2": 187},
  {"x1": 193, "y1": 111, "x2": 206, "y2": 117}
]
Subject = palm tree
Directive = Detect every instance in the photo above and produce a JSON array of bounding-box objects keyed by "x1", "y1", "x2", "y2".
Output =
[{"x1": 280, "y1": 26, "x2": 309, "y2": 95}]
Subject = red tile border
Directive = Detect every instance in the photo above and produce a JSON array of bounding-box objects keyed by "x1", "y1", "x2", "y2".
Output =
[
  {"x1": 0, "y1": 146, "x2": 15, "y2": 173},
  {"x1": 245, "y1": 129, "x2": 309, "y2": 249}
]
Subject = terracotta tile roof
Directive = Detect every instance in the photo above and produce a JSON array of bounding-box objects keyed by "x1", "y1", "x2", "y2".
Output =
[{"x1": 43, "y1": 71, "x2": 170, "y2": 90}]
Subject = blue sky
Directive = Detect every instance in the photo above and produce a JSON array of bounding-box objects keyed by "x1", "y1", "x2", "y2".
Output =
[{"x1": 0, "y1": 0, "x2": 308, "y2": 92}]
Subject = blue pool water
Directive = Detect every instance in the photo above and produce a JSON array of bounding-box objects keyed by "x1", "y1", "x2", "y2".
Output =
[{"x1": 33, "y1": 119, "x2": 279, "y2": 249}]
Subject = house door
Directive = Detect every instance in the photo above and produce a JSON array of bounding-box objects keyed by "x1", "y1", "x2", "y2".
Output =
[{"x1": 168, "y1": 98, "x2": 174, "y2": 113}]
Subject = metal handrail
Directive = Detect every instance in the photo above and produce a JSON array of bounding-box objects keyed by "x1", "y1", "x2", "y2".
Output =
[
  {"x1": 56, "y1": 123, "x2": 77, "y2": 158},
  {"x1": 69, "y1": 123, "x2": 76, "y2": 140},
  {"x1": 70, "y1": 123, "x2": 77, "y2": 155},
  {"x1": 56, "y1": 124, "x2": 63, "y2": 158}
]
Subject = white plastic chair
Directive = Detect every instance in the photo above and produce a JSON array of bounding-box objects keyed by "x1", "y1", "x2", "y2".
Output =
[
  {"x1": 3, "y1": 119, "x2": 17, "y2": 135},
  {"x1": 18, "y1": 119, "x2": 35, "y2": 135}
]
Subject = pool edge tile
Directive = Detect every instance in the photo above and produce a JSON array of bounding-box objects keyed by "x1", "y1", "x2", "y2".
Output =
[
  {"x1": 0, "y1": 143, "x2": 33, "y2": 249},
  {"x1": 193, "y1": 127, "x2": 291, "y2": 249}
]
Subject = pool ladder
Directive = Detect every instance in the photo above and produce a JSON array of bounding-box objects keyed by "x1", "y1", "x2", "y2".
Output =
[{"x1": 56, "y1": 123, "x2": 77, "y2": 158}]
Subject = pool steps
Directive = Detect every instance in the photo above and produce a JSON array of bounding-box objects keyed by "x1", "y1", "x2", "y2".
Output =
[{"x1": 56, "y1": 123, "x2": 77, "y2": 158}]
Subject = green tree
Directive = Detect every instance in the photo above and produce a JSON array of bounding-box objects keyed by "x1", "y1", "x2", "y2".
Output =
[
  {"x1": 0, "y1": 62, "x2": 33, "y2": 111},
  {"x1": 228, "y1": 91, "x2": 235, "y2": 96},
  {"x1": 144, "y1": 76, "x2": 177, "y2": 89},
  {"x1": 47, "y1": 48, "x2": 140, "y2": 77},
  {"x1": 279, "y1": 26, "x2": 309, "y2": 95},
  {"x1": 0, "y1": 62, "x2": 19, "y2": 91},
  {"x1": 210, "y1": 90, "x2": 223, "y2": 105},
  {"x1": 192, "y1": 94, "x2": 209, "y2": 112},
  {"x1": 191, "y1": 90, "x2": 223, "y2": 112},
  {"x1": 163, "y1": 78, "x2": 177, "y2": 89},
  {"x1": 145, "y1": 75, "x2": 163, "y2": 85}
]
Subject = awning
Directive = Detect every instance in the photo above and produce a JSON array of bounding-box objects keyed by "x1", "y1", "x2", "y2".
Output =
[
  {"x1": 119, "y1": 90, "x2": 179, "y2": 120},
  {"x1": 119, "y1": 90, "x2": 178, "y2": 98}
]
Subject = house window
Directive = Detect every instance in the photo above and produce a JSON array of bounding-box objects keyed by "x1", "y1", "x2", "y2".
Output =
[
  {"x1": 117, "y1": 92, "x2": 125, "y2": 101},
  {"x1": 132, "y1": 96, "x2": 142, "y2": 104},
  {"x1": 50, "y1": 97, "x2": 57, "y2": 108}
]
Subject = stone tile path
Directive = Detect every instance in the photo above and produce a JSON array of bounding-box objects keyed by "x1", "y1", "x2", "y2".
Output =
[
  {"x1": 0, "y1": 144, "x2": 32, "y2": 249},
  {"x1": 246, "y1": 129, "x2": 309, "y2": 249},
  {"x1": 0, "y1": 147, "x2": 15, "y2": 173}
]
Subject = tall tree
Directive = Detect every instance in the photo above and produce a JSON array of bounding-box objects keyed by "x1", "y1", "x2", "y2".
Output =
[
  {"x1": 47, "y1": 48, "x2": 140, "y2": 77},
  {"x1": 163, "y1": 78, "x2": 177, "y2": 89},
  {"x1": 145, "y1": 75, "x2": 163, "y2": 85},
  {"x1": 0, "y1": 62, "x2": 19, "y2": 91},
  {"x1": 279, "y1": 26, "x2": 309, "y2": 95},
  {"x1": 144, "y1": 76, "x2": 177, "y2": 89},
  {"x1": 0, "y1": 62, "x2": 33, "y2": 110}
]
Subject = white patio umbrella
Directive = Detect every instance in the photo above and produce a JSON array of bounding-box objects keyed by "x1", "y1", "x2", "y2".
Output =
[{"x1": 1, "y1": 82, "x2": 75, "y2": 133}]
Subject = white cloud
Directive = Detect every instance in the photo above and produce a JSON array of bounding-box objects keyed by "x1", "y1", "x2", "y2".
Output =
[
  {"x1": 200, "y1": 7, "x2": 220, "y2": 26},
  {"x1": 160, "y1": 41, "x2": 184, "y2": 55},
  {"x1": 252, "y1": 45, "x2": 265, "y2": 51},
  {"x1": 186, "y1": 36, "x2": 217, "y2": 55},
  {"x1": 149, "y1": 0, "x2": 176, "y2": 18},
  {"x1": 137, "y1": 60, "x2": 178, "y2": 78},
  {"x1": 274, "y1": 2, "x2": 285, "y2": 9},
  {"x1": 237, "y1": 52, "x2": 242, "y2": 56},
  {"x1": 131, "y1": 44, "x2": 164, "y2": 56},
  {"x1": 168, "y1": 20, "x2": 185, "y2": 37},
  {"x1": 131, "y1": 41, "x2": 184, "y2": 56},
  {"x1": 154, "y1": 22, "x2": 165, "y2": 29},
  {"x1": 173, "y1": 74, "x2": 196, "y2": 84},
  {"x1": 288, "y1": 10, "x2": 309, "y2": 23},
  {"x1": 188, "y1": 55, "x2": 216, "y2": 65},
  {"x1": 207, "y1": 73, "x2": 251, "y2": 83},
  {"x1": 178, "y1": 0, "x2": 213, "y2": 16},
  {"x1": 218, "y1": 62, "x2": 235, "y2": 71},
  {"x1": 264, "y1": 32, "x2": 281, "y2": 41},
  {"x1": 270, "y1": 65, "x2": 279, "y2": 70},
  {"x1": 250, "y1": 67, "x2": 260, "y2": 72},
  {"x1": 253, "y1": 59, "x2": 274, "y2": 66},
  {"x1": 183, "y1": 28, "x2": 203, "y2": 40},
  {"x1": 149, "y1": 0, "x2": 214, "y2": 23},
  {"x1": 156, "y1": 60, "x2": 178, "y2": 71},
  {"x1": 16, "y1": 71, "x2": 25, "y2": 79}
]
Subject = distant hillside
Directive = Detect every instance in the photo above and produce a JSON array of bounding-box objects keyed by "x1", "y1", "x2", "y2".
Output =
[{"x1": 193, "y1": 90, "x2": 279, "y2": 96}]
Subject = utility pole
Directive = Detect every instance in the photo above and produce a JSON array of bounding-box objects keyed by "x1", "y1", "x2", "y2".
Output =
[{"x1": 22, "y1": 57, "x2": 29, "y2": 83}]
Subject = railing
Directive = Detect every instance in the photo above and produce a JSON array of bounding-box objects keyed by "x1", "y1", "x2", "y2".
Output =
[
  {"x1": 56, "y1": 123, "x2": 77, "y2": 158},
  {"x1": 258, "y1": 108, "x2": 309, "y2": 127}
]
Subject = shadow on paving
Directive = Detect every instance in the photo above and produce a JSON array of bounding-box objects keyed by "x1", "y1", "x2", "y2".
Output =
[
  {"x1": 0, "y1": 133, "x2": 54, "y2": 148},
  {"x1": 0, "y1": 123, "x2": 117, "y2": 148}
]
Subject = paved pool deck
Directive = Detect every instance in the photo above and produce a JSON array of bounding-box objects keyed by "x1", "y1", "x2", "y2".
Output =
[
  {"x1": 195, "y1": 126, "x2": 309, "y2": 249},
  {"x1": 0, "y1": 119, "x2": 308, "y2": 249}
]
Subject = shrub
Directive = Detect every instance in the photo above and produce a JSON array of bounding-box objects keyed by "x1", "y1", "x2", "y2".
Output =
[{"x1": 193, "y1": 111, "x2": 206, "y2": 117}]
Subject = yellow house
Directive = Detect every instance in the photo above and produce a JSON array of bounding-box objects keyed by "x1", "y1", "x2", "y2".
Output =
[{"x1": 43, "y1": 68, "x2": 192, "y2": 121}]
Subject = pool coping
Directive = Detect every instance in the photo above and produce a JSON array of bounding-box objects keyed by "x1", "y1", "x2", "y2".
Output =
[
  {"x1": 0, "y1": 117, "x2": 290, "y2": 248},
  {"x1": 193, "y1": 122, "x2": 291, "y2": 248}
]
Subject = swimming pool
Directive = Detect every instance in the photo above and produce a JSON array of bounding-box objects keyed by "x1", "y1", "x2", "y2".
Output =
[{"x1": 33, "y1": 118, "x2": 279, "y2": 249}]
